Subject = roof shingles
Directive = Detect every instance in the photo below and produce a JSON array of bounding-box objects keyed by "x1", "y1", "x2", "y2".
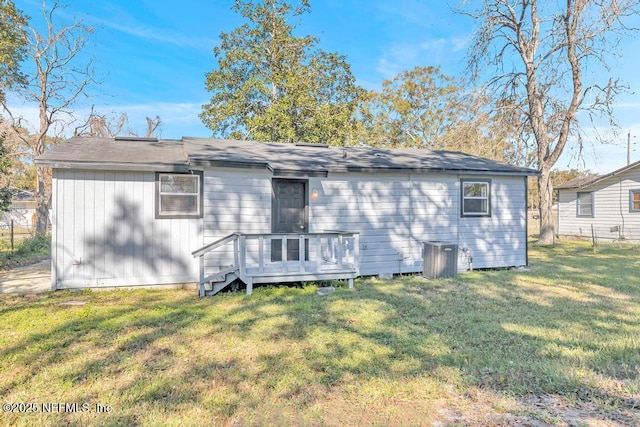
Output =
[
  {"x1": 555, "y1": 160, "x2": 640, "y2": 190},
  {"x1": 36, "y1": 136, "x2": 537, "y2": 176}
]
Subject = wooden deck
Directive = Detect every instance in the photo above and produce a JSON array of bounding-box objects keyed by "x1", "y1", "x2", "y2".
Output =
[{"x1": 192, "y1": 232, "x2": 360, "y2": 296}]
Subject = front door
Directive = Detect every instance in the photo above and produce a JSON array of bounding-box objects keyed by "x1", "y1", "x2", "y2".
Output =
[{"x1": 272, "y1": 179, "x2": 307, "y2": 261}]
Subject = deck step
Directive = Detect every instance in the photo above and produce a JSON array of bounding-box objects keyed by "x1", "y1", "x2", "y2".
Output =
[
  {"x1": 203, "y1": 272, "x2": 238, "y2": 296},
  {"x1": 203, "y1": 265, "x2": 237, "y2": 285}
]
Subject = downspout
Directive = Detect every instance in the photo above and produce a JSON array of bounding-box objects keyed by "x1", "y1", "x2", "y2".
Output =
[{"x1": 457, "y1": 174, "x2": 466, "y2": 270}]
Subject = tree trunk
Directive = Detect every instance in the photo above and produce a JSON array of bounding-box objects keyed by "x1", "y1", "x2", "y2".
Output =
[
  {"x1": 35, "y1": 166, "x2": 51, "y2": 234},
  {"x1": 537, "y1": 165, "x2": 554, "y2": 245},
  {"x1": 36, "y1": 97, "x2": 50, "y2": 233}
]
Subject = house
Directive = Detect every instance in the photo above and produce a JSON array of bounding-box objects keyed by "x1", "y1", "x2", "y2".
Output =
[
  {"x1": 556, "y1": 161, "x2": 640, "y2": 241},
  {"x1": 1, "y1": 191, "x2": 37, "y2": 229},
  {"x1": 36, "y1": 136, "x2": 537, "y2": 295}
]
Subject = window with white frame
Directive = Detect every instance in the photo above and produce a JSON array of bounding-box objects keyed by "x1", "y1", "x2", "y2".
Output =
[
  {"x1": 156, "y1": 172, "x2": 203, "y2": 218},
  {"x1": 461, "y1": 180, "x2": 491, "y2": 216},
  {"x1": 630, "y1": 189, "x2": 640, "y2": 212},
  {"x1": 577, "y1": 191, "x2": 594, "y2": 217}
]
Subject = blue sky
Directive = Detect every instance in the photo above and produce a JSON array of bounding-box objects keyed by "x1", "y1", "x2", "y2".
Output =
[{"x1": 10, "y1": 0, "x2": 640, "y2": 172}]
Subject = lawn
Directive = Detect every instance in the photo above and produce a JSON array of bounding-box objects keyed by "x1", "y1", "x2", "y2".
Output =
[
  {"x1": 0, "y1": 233, "x2": 50, "y2": 272},
  {"x1": 0, "y1": 240, "x2": 638, "y2": 426}
]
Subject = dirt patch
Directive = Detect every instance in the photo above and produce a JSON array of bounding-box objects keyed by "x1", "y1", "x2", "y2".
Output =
[
  {"x1": 0, "y1": 258, "x2": 51, "y2": 294},
  {"x1": 423, "y1": 389, "x2": 640, "y2": 426},
  {"x1": 517, "y1": 393, "x2": 640, "y2": 426},
  {"x1": 0, "y1": 255, "x2": 50, "y2": 274}
]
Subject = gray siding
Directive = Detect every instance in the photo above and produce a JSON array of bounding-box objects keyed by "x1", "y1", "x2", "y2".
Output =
[
  {"x1": 457, "y1": 176, "x2": 528, "y2": 268},
  {"x1": 309, "y1": 174, "x2": 414, "y2": 275},
  {"x1": 202, "y1": 168, "x2": 272, "y2": 271},
  {"x1": 51, "y1": 169, "x2": 200, "y2": 289},
  {"x1": 309, "y1": 173, "x2": 527, "y2": 275},
  {"x1": 51, "y1": 167, "x2": 529, "y2": 288},
  {"x1": 558, "y1": 168, "x2": 640, "y2": 240}
]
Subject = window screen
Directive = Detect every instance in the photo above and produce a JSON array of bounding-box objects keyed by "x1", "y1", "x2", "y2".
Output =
[
  {"x1": 461, "y1": 180, "x2": 490, "y2": 216},
  {"x1": 156, "y1": 173, "x2": 202, "y2": 218},
  {"x1": 577, "y1": 192, "x2": 594, "y2": 217}
]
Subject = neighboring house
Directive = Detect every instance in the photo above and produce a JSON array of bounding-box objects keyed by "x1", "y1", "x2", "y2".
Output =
[
  {"x1": 556, "y1": 161, "x2": 640, "y2": 241},
  {"x1": 1, "y1": 190, "x2": 36, "y2": 228},
  {"x1": 36, "y1": 136, "x2": 537, "y2": 295}
]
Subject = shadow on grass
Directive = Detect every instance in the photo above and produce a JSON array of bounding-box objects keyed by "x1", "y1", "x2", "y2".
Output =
[{"x1": 0, "y1": 241, "x2": 639, "y2": 424}]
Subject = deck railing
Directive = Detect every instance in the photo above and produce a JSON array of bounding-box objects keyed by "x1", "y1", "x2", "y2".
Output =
[{"x1": 192, "y1": 231, "x2": 360, "y2": 295}]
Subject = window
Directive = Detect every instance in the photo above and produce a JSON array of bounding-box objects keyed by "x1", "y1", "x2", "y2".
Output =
[
  {"x1": 630, "y1": 190, "x2": 640, "y2": 212},
  {"x1": 577, "y1": 191, "x2": 594, "y2": 217},
  {"x1": 461, "y1": 180, "x2": 491, "y2": 216},
  {"x1": 155, "y1": 172, "x2": 203, "y2": 219}
]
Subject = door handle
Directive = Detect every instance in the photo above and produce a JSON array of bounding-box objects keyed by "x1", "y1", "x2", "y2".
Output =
[{"x1": 299, "y1": 225, "x2": 304, "y2": 229}]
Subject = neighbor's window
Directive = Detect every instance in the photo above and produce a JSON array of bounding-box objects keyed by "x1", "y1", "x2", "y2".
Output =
[
  {"x1": 461, "y1": 180, "x2": 491, "y2": 217},
  {"x1": 577, "y1": 191, "x2": 594, "y2": 217},
  {"x1": 630, "y1": 190, "x2": 640, "y2": 212},
  {"x1": 156, "y1": 172, "x2": 203, "y2": 219}
]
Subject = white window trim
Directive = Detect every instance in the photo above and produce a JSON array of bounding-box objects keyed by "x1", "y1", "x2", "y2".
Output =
[
  {"x1": 577, "y1": 191, "x2": 594, "y2": 217},
  {"x1": 461, "y1": 179, "x2": 491, "y2": 217},
  {"x1": 155, "y1": 172, "x2": 203, "y2": 219}
]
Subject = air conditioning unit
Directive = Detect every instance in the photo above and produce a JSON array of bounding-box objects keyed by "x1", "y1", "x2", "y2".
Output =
[{"x1": 423, "y1": 241, "x2": 458, "y2": 279}]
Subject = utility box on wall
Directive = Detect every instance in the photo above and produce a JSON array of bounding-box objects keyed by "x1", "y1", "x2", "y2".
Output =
[{"x1": 423, "y1": 241, "x2": 458, "y2": 279}]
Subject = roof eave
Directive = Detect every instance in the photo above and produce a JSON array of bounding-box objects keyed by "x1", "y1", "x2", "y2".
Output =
[
  {"x1": 327, "y1": 165, "x2": 538, "y2": 176},
  {"x1": 189, "y1": 157, "x2": 271, "y2": 171},
  {"x1": 560, "y1": 161, "x2": 640, "y2": 190},
  {"x1": 272, "y1": 169, "x2": 328, "y2": 177},
  {"x1": 35, "y1": 159, "x2": 190, "y2": 172}
]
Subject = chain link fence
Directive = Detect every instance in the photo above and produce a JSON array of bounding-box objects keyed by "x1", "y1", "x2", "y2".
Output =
[
  {"x1": 0, "y1": 220, "x2": 36, "y2": 253},
  {"x1": 1, "y1": 205, "x2": 37, "y2": 247},
  {"x1": 558, "y1": 225, "x2": 640, "y2": 244}
]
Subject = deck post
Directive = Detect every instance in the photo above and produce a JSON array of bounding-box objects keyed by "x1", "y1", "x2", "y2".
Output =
[
  {"x1": 246, "y1": 277, "x2": 253, "y2": 295},
  {"x1": 315, "y1": 236, "x2": 321, "y2": 272},
  {"x1": 198, "y1": 255, "x2": 206, "y2": 297},
  {"x1": 233, "y1": 238, "x2": 239, "y2": 269},
  {"x1": 354, "y1": 233, "x2": 360, "y2": 275},
  {"x1": 337, "y1": 234, "x2": 344, "y2": 270},
  {"x1": 299, "y1": 234, "x2": 305, "y2": 272},
  {"x1": 239, "y1": 235, "x2": 247, "y2": 280},
  {"x1": 281, "y1": 237, "x2": 287, "y2": 262},
  {"x1": 348, "y1": 278, "x2": 353, "y2": 289},
  {"x1": 199, "y1": 255, "x2": 205, "y2": 285}
]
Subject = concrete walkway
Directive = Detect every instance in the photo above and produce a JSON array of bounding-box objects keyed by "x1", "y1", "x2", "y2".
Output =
[{"x1": 0, "y1": 259, "x2": 52, "y2": 294}]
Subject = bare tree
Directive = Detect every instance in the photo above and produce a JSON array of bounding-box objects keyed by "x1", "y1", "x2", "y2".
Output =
[
  {"x1": 464, "y1": 0, "x2": 640, "y2": 245},
  {"x1": 1, "y1": 0, "x2": 95, "y2": 233},
  {"x1": 74, "y1": 109, "x2": 162, "y2": 138},
  {"x1": 74, "y1": 107, "x2": 128, "y2": 138},
  {"x1": 145, "y1": 115, "x2": 161, "y2": 138}
]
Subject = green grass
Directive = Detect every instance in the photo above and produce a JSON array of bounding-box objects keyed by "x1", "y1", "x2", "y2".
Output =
[
  {"x1": 0, "y1": 233, "x2": 50, "y2": 271},
  {"x1": 0, "y1": 240, "x2": 639, "y2": 425}
]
